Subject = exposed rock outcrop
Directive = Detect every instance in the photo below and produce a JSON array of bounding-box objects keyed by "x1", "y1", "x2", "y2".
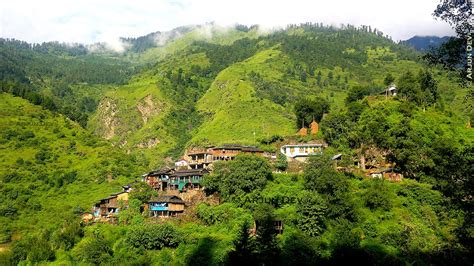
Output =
[
  {"x1": 136, "y1": 138, "x2": 160, "y2": 148},
  {"x1": 95, "y1": 98, "x2": 119, "y2": 140},
  {"x1": 137, "y1": 94, "x2": 162, "y2": 124}
]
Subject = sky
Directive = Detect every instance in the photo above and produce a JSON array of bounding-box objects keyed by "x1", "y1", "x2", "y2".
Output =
[{"x1": 0, "y1": 0, "x2": 455, "y2": 45}]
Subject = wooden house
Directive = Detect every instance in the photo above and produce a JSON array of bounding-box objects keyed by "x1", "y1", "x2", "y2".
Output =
[
  {"x1": 148, "y1": 195, "x2": 185, "y2": 217},
  {"x1": 143, "y1": 167, "x2": 175, "y2": 191},
  {"x1": 168, "y1": 168, "x2": 209, "y2": 192},
  {"x1": 211, "y1": 144, "x2": 263, "y2": 161},
  {"x1": 185, "y1": 148, "x2": 213, "y2": 169},
  {"x1": 94, "y1": 191, "x2": 128, "y2": 219},
  {"x1": 143, "y1": 168, "x2": 209, "y2": 192}
]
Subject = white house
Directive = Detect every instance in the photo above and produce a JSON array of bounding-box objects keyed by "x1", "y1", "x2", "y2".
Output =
[
  {"x1": 280, "y1": 144, "x2": 323, "y2": 161},
  {"x1": 387, "y1": 84, "x2": 397, "y2": 96},
  {"x1": 174, "y1": 159, "x2": 189, "y2": 168}
]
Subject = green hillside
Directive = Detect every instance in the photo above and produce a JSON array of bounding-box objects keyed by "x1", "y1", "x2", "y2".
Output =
[
  {"x1": 84, "y1": 24, "x2": 471, "y2": 165},
  {"x1": 0, "y1": 22, "x2": 472, "y2": 265},
  {"x1": 0, "y1": 93, "x2": 146, "y2": 239},
  {"x1": 2, "y1": 24, "x2": 470, "y2": 166}
]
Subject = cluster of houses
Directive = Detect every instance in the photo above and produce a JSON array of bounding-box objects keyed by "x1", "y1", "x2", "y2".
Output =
[
  {"x1": 90, "y1": 144, "x2": 267, "y2": 222},
  {"x1": 88, "y1": 139, "x2": 402, "y2": 223}
]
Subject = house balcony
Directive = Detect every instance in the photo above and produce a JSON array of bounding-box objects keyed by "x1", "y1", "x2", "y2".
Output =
[
  {"x1": 189, "y1": 159, "x2": 211, "y2": 164},
  {"x1": 150, "y1": 205, "x2": 168, "y2": 211}
]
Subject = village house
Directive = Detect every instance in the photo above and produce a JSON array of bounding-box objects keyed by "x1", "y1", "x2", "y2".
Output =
[
  {"x1": 386, "y1": 84, "x2": 397, "y2": 97},
  {"x1": 91, "y1": 143, "x2": 265, "y2": 223},
  {"x1": 280, "y1": 143, "x2": 324, "y2": 161},
  {"x1": 210, "y1": 144, "x2": 264, "y2": 161},
  {"x1": 142, "y1": 167, "x2": 174, "y2": 191},
  {"x1": 368, "y1": 168, "x2": 403, "y2": 182},
  {"x1": 147, "y1": 195, "x2": 185, "y2": 218},
  {"x1": 93, "y1": 190, "x2": 129, "y2": 221},
  {"x1": 168, "y1": 168, "x2": 209, "y2": 192},
  {"x1": 183, "y1": 145, "x2": 264, "y2": 169},
  {"x1": 143, "y1": 168, "x2": 209, "y2": 192},
  {"x1": 174, "y1": 158, "x2": 190, "y2": 169},
  {"x1": 185, "y1": 148, "x2": 213, "y2": 169}
]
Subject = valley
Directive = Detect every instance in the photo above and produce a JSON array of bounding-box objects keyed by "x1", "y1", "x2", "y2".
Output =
[{"x1": 0, "y1": 23, "x2": 472, "y2": 265}]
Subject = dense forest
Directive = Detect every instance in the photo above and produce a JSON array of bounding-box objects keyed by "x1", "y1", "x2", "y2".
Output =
[{"x1": 0, "y1": 22, "x2": 472, "y2": 265}]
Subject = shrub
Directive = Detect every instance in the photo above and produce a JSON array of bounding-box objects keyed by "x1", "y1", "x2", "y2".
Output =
[
  {"x1": 72, "y1": 237, "x2": 113, "y2": 265},
  {"x1": 126, "y1": 223, "x2": 183, "y2": 250},
  {"x1": 364, "y1": 179, "x2": 393, "y2": 211}
]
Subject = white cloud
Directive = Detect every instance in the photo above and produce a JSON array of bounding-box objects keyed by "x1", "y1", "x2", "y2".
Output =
[{"x1": 0, "y1": 0, "x2": 455, "y2": 44}]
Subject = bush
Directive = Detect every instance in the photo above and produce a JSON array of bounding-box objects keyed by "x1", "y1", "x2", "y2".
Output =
[
  {"x1": 72, "y1": 236, "x2": 113, "y2": 265},
  {"x1": 281, "y1": 231, "x2": 319, "y2": 266},
  {"x1": 11, "y1": 235, "x2": 55, "y2": 264},
  {"x1": 296, "y1": 192, "x2": 327, "y2": 237},
  {"x1": 51, "y1": 217, "x2": 84, "y2": 250},
  {"x1": 304, "y1": 154, "x2": 355, "y2": 219},
  {"x1": 203, "y1": 154, "x2": 272, "y2": 200},
  {"x1": 126, "y1": 223, "x2": 183, "y2": 250},
  {"x1": 364, "y1": 179, "x2": 393, "y2": 211}
]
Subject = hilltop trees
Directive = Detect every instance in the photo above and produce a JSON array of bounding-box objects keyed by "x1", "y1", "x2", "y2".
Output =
[
  {"x1": 426, "y1": 1, "x2": 471, "y2": 83},
  {"x1": 253, "y1": 204, "x2": 280, "y2": 265},
  {"x1": 126, "y1": 223, "x2": 183, "y2": 250},
  {"x1": 345, "y1": 85, "x2": 374, "y2": 103},
  {"x1": 227, "y1": 220, "x2": 255, "y2": 265},
  {"x1": 72, "y1": 235, "x2": 113, "y2": 265},
  {"x1": 10, "y1": 234, "x2": 55, "y2": 264},
  {"x1": 294, "y1": 97, "x2": 330, "y2": 127},
  {"x1": 363, "y1": 179, "x2": 393, "y2": 211},
  {"x1": 397, "y1": 70, "x2": 438, "y2": 107}
]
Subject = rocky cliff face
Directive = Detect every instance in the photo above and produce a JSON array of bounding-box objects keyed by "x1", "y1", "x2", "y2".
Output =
[
  {"x1": 137, "y1": 94, "x2": 163, "y2": 124},
  {"x1": 92, "y1": 97, "x2": 120, "y2": 140}
]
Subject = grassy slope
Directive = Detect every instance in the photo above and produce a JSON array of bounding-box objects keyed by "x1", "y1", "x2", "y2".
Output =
[
  {"x1": 0, "y1": 93, "x2": 145, "y2": 237},
  {"x1": 192, "y1": 48, "x2": 296, "y2": 145}
]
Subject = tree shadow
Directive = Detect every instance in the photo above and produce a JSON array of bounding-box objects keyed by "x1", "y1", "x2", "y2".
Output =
[{"x1": 186, "y1": 237, "x2": 217, "y2": 266}]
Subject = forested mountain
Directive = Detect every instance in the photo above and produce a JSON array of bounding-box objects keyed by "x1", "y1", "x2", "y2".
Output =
[
  {"x1": 0, "y1": 23, "x2": 472, "y2": 265},
  {"x1": 402, "y1": 35, "x2": 452, "y2": 51}
]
